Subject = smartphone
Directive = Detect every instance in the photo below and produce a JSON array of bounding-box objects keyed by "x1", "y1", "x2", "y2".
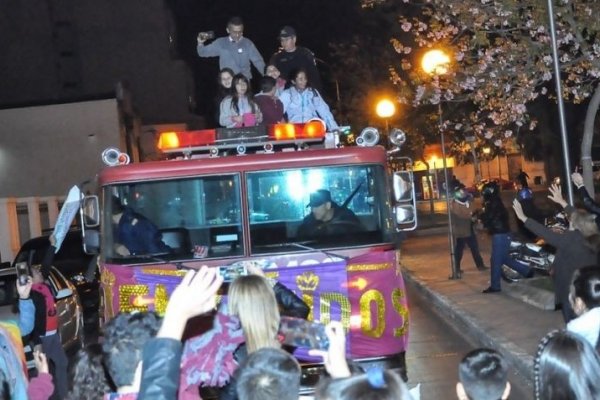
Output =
[
  {"x1": 218, "y1": 264, "x2": 247, "y2": 282},
  {"x1": 15, "y1": 262, "x2": 29, "y2": 286},
  {"x1": 278, "y1": 316, "x2": 329, "y2": 350}
]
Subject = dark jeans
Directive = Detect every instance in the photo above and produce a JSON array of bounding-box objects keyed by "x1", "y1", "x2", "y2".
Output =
[
  {"x1": 41, "y1": 333, "x2": 69, "y2": 399},
  {"x1": 454, "y1": 234, "x2": 485, "y2": 270},
  {"x1": 490, "y1": 233, "x2": 531, "y2": 290}
]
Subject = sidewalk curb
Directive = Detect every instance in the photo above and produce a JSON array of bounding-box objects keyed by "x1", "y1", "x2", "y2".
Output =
[{"x1": 402, "y1": 269, "x2": 534, "y2": 386}]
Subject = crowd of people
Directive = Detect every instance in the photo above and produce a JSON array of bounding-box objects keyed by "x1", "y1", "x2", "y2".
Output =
[
  {"x1": 441, "y1": 170, "x2": 600, "y2": 399},
  {"x1": 1, "y1": 180, "x2": 600, "y2": 400},
  {"x1": 197, "y1": 17, "x2": 339, "y2": 131}
]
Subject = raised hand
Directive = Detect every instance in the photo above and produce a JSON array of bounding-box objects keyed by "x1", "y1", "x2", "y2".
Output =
[
  {"x1": 571, "y1": 172, "x2": 584, "y2": 188},
  {"x1": 547, "y1": 183, "x2": 568, "y2": 208},
  {"x1": 308, "y1": 321, "x2": 351, "y2": 379},
  {"x1": 158, "y1": 266, "x2": 223, "y2": 340},
  {"x1": 512, "y1": 199, "x2": 527, "y2": 222}
]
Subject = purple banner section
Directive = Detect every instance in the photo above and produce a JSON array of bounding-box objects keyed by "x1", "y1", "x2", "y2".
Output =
[
  {"x1": 346, "y1": 250, "x2": 409, "y2": 357},
  {"x1": 101, "y1": 249, "x2": 409, "y2": 359}
]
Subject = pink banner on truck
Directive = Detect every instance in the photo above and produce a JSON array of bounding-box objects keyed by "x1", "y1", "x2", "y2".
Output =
[{"x1": 101, "y1": 250, "x2": 409, "y2": 358}]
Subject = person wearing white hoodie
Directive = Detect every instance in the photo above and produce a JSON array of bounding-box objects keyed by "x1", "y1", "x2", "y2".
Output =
[{"x1": 567, "y1": 265, "x2": 600, "y2": 350}]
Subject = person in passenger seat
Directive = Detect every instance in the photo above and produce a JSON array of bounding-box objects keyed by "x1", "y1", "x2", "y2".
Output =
[
  {"x1": 297, "y1": 189, "x2": 363, "y2": 239},
  {"x1": 111, "y1": 196, "x2": 172, "y2": 257}
]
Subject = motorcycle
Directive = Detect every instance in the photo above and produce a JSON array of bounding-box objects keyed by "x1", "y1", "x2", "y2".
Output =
[
  {"x1": 501, "y1": 240, "x2": 555, "y2": 282},
  {"x1": 501, "y1": 211, "x2": 566, "y2": 282}
]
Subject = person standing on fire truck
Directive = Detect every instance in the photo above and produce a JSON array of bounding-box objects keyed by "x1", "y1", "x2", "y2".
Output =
[
  {"x1": 297, "y1": 189, "x2": 363, "y2": 239},
  {"x1": 197, "y1": 17, "x2": 265, "y2": 82}
]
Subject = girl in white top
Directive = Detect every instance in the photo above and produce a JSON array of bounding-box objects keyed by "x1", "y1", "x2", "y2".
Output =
[
  {"x1": 279, "y1": 69, "x2": 339, "y2": 131},
  {"x1": 567, "y1": 265, "x2": 600, "y2": 349},
  {"x1": 219, "y1": 73, "x2": 262, "y2": 128}
]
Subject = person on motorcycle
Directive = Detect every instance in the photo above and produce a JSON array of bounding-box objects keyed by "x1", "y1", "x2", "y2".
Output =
[
  {"x1": 477, "y1": 181, "x2": 534, "y2": 293},
  {"x1": 513, "y1": 183, "x2": 600, "y2": 322},
  {"x1": 450, "y1": 187, "x2": 487, "y2": 275}
]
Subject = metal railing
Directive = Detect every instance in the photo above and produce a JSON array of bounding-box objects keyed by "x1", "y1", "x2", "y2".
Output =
[{"x1": 0, "y1": 196, "x2": 65, "y2": 263}]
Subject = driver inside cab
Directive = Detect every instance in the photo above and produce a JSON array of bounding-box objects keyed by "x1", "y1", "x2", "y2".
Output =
[{"x1": 296, "y1": 189, "x2": 364, "y2": 239}]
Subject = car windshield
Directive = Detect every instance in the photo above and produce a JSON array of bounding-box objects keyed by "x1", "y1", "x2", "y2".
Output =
[{"x1": 102, "y1": 164, "x2": 391, "y2": 263}]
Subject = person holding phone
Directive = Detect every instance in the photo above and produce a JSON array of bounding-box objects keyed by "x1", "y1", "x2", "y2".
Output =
[{"x1": 27, "y1": 234, "x2": 69, "y2": 399}]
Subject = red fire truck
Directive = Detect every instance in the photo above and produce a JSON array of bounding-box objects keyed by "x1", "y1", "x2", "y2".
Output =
[{"x1": 80, "y1": 121, "x2": 417, "y2": 387}]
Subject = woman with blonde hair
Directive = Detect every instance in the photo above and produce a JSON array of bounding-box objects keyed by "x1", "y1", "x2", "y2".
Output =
[
  {"x1": 513, "y1": 183, "x2": 600, "y2": 322},
  {"x1": 180, "y1": 265, "x2": 308, "y2": 400},
  {"x1": 228, "y1": 274, "x2": 282, "y2": 352}
]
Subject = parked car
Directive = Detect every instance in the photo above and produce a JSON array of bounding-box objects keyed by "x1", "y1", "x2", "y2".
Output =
[
  {"x1": 0, "y1": 264, "x2": 84, "y2": 357},
  {"x1": 466, "y1": 178, "x2": 517, "y2": 197},
  {"x1": 11, "y1": 230, "x2": 100, "y2": 342}
]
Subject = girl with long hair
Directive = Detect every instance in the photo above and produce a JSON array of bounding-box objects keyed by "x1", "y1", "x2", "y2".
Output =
[
  {"x1": 279, "y1": 68, "x2": 339, "y2": 131},
  {"x1": 219, "y1": 74, "x2": 262, "y2": 128},
  {"x1": 228, "y1": 274, "x2": 281, "y2": 353},
  {"x1": 534, "y1": 329, "x2": 600, "y2": 400}
]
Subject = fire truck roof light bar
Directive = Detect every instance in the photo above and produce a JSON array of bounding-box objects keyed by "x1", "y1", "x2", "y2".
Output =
[{"x1": 157, "y1": 121, "x2": 327, "y2": 154}]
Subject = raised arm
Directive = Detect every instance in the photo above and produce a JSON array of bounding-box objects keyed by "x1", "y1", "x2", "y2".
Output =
[
  {"x1": 513, "y1": 199, "x2": 565, "y2": 247},
  {"x1": 572, "y1": 172, "x2": 600, "y2": 216}
]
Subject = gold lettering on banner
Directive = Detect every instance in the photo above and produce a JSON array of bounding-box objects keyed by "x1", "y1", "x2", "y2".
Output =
[
  {"x1": 154, "y1": 284, "x2": 169, "y2": 315},
  {"x1": 346, "y1": 263, "x2": 391, "y2": 272},
  {"x1": 119, "y1": 284, "x2": 149, "y2": 313},
  {"x1": 319, "y1": 293, "x2": 351, "y2": 330},
  {"x1": 392, "y1": 288, "x2": 409, "y2": 337},
  {"x1": 360, "y1": 289, "x2": 385, "y2": 338},
  {"x1": 297, "y1": 272, "x2": 319, "y2": 321},
  {"x1": 101, "y1": 270, "x2": 116, "y2": 318},
  {"x1": 140, "y1": 269, "x2": 187, "y2": 277}
]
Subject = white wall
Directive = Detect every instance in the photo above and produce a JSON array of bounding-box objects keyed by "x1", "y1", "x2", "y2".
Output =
[{"x1": 0, "y1": 99, "x2": 121, "y2": 197}]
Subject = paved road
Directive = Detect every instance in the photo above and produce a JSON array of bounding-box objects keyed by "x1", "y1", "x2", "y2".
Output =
[{"x1": 404, "y1": 281, "x2": 533, "y2": 399}]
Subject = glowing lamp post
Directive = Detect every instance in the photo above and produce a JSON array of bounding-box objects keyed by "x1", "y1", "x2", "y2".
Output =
[
  {"x1": 422, "y1": 49, "x2": 460, "y2": 280},
  {"x1": 483, "y1": 147, "x2": 491, "y2": 179},
  {"x1": 376, "y1": 99, "x2": 396, "y2": 134}
]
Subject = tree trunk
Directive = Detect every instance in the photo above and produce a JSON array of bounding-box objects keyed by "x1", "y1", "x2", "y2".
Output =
[{"x1": 581, "y1": 83, "x2": 600, "y2": 197}]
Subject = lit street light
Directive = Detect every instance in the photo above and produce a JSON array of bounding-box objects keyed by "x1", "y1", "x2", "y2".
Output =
[
  {"x1": 483, "y1": 147, "x2": 491, "y2": 179},
  {"x1": 375, "y1": 98, "x2": 396, "y2": 134},
  {"x1": 421, "y1": 49, "x2": 460, "y2": 280}
]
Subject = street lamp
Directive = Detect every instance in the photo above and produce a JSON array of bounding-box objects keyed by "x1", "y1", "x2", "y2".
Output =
[
  {"x1": 483, "y1": 147, "x2": 491, "y2": 179},
  {"x1": 376, "y1": 99, "x2": 396, "y2": 134},
  {"x1": 421, "y1": 49, "x2": 460, "y2": 280}
]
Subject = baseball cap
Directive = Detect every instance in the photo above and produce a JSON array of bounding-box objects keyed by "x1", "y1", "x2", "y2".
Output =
[
  {"x1": 307, "y1": 189, "x2": 332, "y2": 207},
  {"x1": 279, "y1": 26, "x2": 296, "y2": 39}
]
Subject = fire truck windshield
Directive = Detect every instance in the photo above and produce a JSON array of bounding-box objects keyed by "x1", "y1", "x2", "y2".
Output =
[{"x1": 102, "y1": 163, "x2": 392, "y2": 263}]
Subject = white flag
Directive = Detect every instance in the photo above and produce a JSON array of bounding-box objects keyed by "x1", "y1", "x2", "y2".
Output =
[{"x1": 53, "y1": 185, "x2": 82, "y2": 252}]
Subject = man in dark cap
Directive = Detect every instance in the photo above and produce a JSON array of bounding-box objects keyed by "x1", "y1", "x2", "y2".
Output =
[
  {"x1": 296, "y1": 189, "x2": 363, "y2": 239},
  {"x1": 269, "y1": 26, "x2": 322, "y2": 91}
]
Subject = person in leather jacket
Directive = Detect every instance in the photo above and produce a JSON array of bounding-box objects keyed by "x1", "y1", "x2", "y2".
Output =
[
  {"x1": 477, "y1": 182, "x2": 533, "y2": 293},
  {"x1": 297, "y1": 189, "x2": 364, "y2": 239}
]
